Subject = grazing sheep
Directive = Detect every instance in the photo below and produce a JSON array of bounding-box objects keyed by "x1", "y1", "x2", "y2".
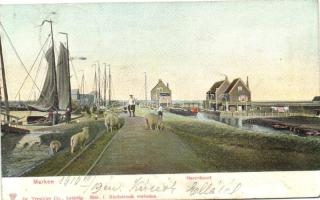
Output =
[
  {"x1": 70, "y1": 127, "x2": 90, "y2": 154},
  {"x1": 157, "y1": 120, "x2": 164, "y2": 131},
  {"x1": 49, "y1": 140, "x2": 61, "y2": 155},
  {"x1": 145, "y1": 113, "x2": 162, "y2": 130},
  {"x1": 104, "y1": 112, "x2": 122, "y2": 132}
]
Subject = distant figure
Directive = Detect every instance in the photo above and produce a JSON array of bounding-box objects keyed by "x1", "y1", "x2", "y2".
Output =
[
  {"x1": 65, "y1": 107, "x2": 71, "y2": 124},
  {"x1": 48, "y1": 110, "x2": 53, "y2": 123},
  {"x1": 128, "y1": 94, "x2": 136, "y2": 117},
  {"x1": 52, "y1": 110, "x2": 59, "y2": 125},
  {"x1": 157, "y1": 105, "x2": 163, "y2": 119}
]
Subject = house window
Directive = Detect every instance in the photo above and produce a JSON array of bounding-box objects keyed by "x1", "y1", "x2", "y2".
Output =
[
  {"x1": 239, "y1": 95, "x2": 247, "y2": 102},
  {"x1": 238, "y1": 86, "x2": 242, "y2": 92}
]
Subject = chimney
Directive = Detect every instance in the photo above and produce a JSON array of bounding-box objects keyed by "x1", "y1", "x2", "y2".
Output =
[
  {"x1": 159, "y1": 79, "x2": 162, "y2": 83},
  {"x1": 246, "y1": 76, "x2": 249, "y2": 88},
  {"x1": 167, "y1": 82, "x2": 169, "y2": 88},
  {"x1": 225, "y1": 76, "x2": 228, "y2": 81}
]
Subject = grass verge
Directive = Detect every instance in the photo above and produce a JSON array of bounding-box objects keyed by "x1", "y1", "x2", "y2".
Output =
[
  {"x1": 167, "y1": 119, "x2": 320, "y2": 171},
  {"x1": 137, "y1": 108, "x2": 320, "y2": 171}
]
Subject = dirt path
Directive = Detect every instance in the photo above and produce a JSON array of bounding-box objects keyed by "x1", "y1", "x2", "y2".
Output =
[{"x1": 89, "y1": 115, "x2": 207, "y2": 175}]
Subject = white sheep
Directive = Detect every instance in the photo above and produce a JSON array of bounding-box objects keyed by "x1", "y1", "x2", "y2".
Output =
[
  {"x1": 145, "y1": 113, "x2": 162, "y2": 130},
  {"x1": 104, "y1": 112, "x2": 121, "y2": 132},
  {"x1": 70, "y1": 127, "x2": 90, "y2": 154},
  {"x1": 157, "y1": 120, "x2": 164, "y2": 131},
  {"x1": 49, "y1": 140, "x2": 61, "y2": 155}
]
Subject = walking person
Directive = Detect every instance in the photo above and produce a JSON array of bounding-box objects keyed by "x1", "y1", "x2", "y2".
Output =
[
  {"x1": 128, "y1": 94, "x2": 136, "y2": 117},
  {"x1": 157, "y1": 105, "x2": 163, "y2": 119}
]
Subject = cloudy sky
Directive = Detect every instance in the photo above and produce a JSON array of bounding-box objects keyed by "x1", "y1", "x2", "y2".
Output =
[{"x1": 0, "y1": 0, "x2": 319, "y2": 101}]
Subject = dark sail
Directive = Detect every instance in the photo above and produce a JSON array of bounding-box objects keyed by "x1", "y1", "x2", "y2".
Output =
[
  {"x1": 29, "y1": 47, "x2": 58, "y2": 111},
  {"x1": 56, "y1": 43, "x2": 70, "y2": 110}
]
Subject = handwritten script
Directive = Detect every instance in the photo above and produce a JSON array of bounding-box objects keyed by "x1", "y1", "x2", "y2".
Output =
[
  {"x1": 58, "y1": 175, "x2": 241, "y2": 197},
  {"x1": 186, "y1": 179, "x2": 242, "y2": 196}
]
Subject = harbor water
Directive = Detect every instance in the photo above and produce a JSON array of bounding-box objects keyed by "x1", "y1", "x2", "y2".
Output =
[{"x1": 196, "y1": 112, "x2": 294, "y2": 135}]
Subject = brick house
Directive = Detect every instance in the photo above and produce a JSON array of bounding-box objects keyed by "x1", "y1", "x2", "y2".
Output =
[
  {"x1": 204, "y1": 76, "x2": 251, "y2": 111},
  {"x1": 224, "y1": 77, "x2": 251, "y2": 111},
  {"x1": 151, "y1": 79, "x2": 172, "y2": 106},
  {"x1": 205, "y1": 76, "x2": 230, "y2": 110}
]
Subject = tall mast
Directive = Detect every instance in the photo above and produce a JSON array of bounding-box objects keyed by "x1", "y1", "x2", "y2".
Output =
[
  {"x1": 104, "y1": 63, "x2": 107, "y2": 107},
  {"x1": 108, "y1": 65, "x2": 111, "y2": 106},
  {"x1": 81, "y1": 73, "x2": 85, "y2": 105},
  {"x1": 0, "y1": 35, "x2": 10, "y2": 122},
  {"x1": 49, "y1": 19, "x2": 59, "y2": 111},
  {"x1": 65, "y1": 33, "x2": 72, "y2": 111},
  {"x1": 144, "y1": 72, "x2": 147, "y2": 101},
  {"x1": 98, "y1": 62, "x2": 101, "y2": 109},
  {"x1": 94, "y1": 67, "x2": 97, "y2": 106},
  {"x1": 58, "y1": 32, "x2": 72, "y2": 112}
]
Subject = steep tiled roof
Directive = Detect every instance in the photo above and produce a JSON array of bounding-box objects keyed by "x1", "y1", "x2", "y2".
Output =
[
  {"x1": 207, "y1": 80, "x2": 224, "y2": 94},
  {"x1": 151, "y1": 79, "x2": 171, "y2": 93},
  {"x1": 313, "y1": 96, "x2": 320, "y2": 101},
  {"x1": 224, "y1": 78, "x2": 241, "y2": 93}
]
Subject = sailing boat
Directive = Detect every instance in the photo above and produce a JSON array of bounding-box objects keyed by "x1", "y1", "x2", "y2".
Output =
[
  {"x1": 0, "y1": 35, "x2": 30, "y2": 135},
  {"x1": 27, "y1": 43, "x2": 71, "y2": 125},
  {"x1": 27, "y1": 20, "x2": 72, "y2": 125}
]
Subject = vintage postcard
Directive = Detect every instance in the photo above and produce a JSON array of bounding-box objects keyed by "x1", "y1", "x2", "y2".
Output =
[{"x1": 1, "y1": 0, "x2": 320, "y2": 199}]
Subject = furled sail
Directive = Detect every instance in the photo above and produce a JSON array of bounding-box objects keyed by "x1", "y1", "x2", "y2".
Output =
[
  {"x1": 29, "y1": 47, "x2": 59, "y2": 111},
  {"x1": 56, "y1": 43, "x2": 70, "y2": 110}
]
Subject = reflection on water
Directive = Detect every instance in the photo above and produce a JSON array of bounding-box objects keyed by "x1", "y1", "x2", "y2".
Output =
[{"x1": 197, "y1": 112, "x2": 293, "y2": 135}]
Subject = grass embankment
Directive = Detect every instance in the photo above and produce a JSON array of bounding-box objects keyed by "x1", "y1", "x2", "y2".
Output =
[
  {"x1": 137, "y1": 108, "x2": 320, "y2": 171},
  {"x1": 25, "y1": 131, "x2": 117, "y2": 176}
]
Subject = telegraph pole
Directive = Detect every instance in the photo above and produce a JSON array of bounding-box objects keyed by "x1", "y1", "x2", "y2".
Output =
[{"x1": 97, "y1": 62, "x2": 101, "y2": 109}]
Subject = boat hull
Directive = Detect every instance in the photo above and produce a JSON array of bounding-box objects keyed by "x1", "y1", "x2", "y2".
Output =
[
  {"x1": 169, "y1": 108, "x2": 198, "y2": 116},
  {"x1": 1, "y1": 124, "x2": 30, "y2": 134}
]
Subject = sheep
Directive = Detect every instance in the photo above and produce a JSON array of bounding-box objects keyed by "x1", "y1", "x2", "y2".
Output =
[
  {"x1": 70, "y1": 127, "x2": 90, "y2": 154},
  {"x1": 104, "y1": 112, "x2": 121, "y2": 132},
  {"x1": 157, "y1": 120, "x2": 164, "y2": 131},
  {"x1": 144, "y1": 113, "x2": 162, "y2": 130},
  {"x1": 49, "y1": 140, "x2": 61, "y2": 155}
]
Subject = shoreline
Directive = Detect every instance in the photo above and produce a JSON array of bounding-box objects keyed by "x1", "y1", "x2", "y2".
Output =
[{"x1": 245, "y1": 116, "x2": 320, "y2": 137}]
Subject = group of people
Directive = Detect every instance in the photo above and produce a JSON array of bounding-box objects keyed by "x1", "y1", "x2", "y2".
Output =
[
  {"x1": 127, "y1": 94, "x2": 163, "y2": 119},
  {"x1": 48, "y1": 106, "x2": 71, "y2": 125}
]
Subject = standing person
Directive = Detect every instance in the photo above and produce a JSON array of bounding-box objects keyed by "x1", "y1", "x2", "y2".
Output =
[
  {"x1": 128, "y1": 94, "x2": 136, "y2": 117},
  {"x1": 157, "y1": 105, "x2": 163, "y2": 119},
  {"x1": 48, "y1": 110, "x2": 53, "y2": 124},
  {"x1": 52, "y1": 110, "x2": 58, "y2": 125},
  {"x1": 65, "y1": 106, "x2": 71, "y2": 124}
]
